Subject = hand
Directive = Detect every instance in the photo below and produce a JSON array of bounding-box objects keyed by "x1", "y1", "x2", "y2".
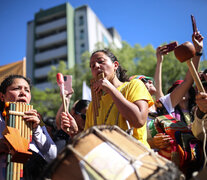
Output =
[
  {"x1": 192, "y1": 31, "x2": 204, "y2": 53},
  {"x1": 92, "y1": 77, "x2": 114, "y2": 94},
  {"x1": 65, "y1": 88, "x2": 74, "y2": 99},
  {"x1": 23, "y1": 109, "x2": 40, "y2": 129},
  {"x1": 153, "y1": 133, "x2": 173, "y2": 149},
  {"x1": 61, "y1": 112, "x2": 78, "y2": 135},
  {"x1": 64, "y1": 89, "x2": 74, "y2": 108},
  {"x1": 156, "y1": 46, "x2": 168, "y2": 63},
  {"x1": 196, "y1": 92, "x2": 207, "y2": 113},
  {"x1": 60, "y1": 89, "x2": 74, "y2": 102}
]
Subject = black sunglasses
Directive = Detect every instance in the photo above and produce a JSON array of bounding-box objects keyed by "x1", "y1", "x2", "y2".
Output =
[
  {"x1": 141, "y1": 78, "x2": 154, "y2": 84},
  {"x1": 141, "y1": 78, "x2": 149, "y2": 83},
  {"x1": 75, "y1": 111, "x2": 86, "y2": 120}
]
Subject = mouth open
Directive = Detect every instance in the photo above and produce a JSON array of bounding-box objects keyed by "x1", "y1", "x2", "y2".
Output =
[{"x1": 17, "y1": 99, "x2": 27, "y2": 103}]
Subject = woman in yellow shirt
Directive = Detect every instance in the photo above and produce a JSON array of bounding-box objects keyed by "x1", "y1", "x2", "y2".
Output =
[{"x1": 61, "y1": 49, "x2": 153, "y2": 148}]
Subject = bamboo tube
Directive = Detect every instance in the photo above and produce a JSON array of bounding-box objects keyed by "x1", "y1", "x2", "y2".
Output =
[{"x1": 90, "y1": 73, "x2": 104, "y2": 125}]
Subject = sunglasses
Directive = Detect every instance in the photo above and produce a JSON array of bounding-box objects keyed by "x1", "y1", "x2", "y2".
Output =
[
  {"x1": 75, "y1": 111, "x2": 86, "y2": 120},
  {"x1": 141, "y1": 78, "x2": 150, "y2": 83},
  {"x1": 141, "y1": 78, "x2": 154, "y2": 84}
]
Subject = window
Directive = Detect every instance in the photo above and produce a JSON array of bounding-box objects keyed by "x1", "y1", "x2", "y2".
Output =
[
  {"x1": 103, "y1": 35, "x2": 109, "y2": 46},
  {"x1": 80, "y1": 29, "x2": 84, "y2": 40},
  {"x1": 79, "y1": 16, "x2": 84, "y2": 26},
  {"x1": 80, "y1": 43, "x2": 85, "y2": 54}
]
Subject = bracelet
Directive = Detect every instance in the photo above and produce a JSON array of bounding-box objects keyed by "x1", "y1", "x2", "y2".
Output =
[{"x1": 196, "y1": 52, "x2": 203, "y2": 56}]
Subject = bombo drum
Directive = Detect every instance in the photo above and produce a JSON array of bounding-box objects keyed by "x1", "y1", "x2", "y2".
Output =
[{"x1": 43, "y1": 125, "x2": 183, "y2": 180}]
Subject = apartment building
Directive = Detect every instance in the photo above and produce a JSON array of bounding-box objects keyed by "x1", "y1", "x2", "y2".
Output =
[{"x1": 26, "y1": 2, "x2": 122, "y2": 90}]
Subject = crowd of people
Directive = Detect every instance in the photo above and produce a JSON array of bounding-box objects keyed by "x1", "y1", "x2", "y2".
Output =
[{"x1": 0, "y1": 30, "x2": 207, "y2": 179}]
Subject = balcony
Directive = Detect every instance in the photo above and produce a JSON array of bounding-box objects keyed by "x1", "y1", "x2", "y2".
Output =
[
  {"x1": 35, "y1": 31, "x2": 67, "y2": 49},
  {"x1": 35, "y1": 82, "x2": 53, "y2": 90},
  {"x1": 34, "y1": 65, "x2": 58, "y2": 78},
  {"x1": 35, "y1": 46, "x2": 67, "y2": 63},
  {"x1": 36, "y1": 17, "x2": 66, "y2": 35}
]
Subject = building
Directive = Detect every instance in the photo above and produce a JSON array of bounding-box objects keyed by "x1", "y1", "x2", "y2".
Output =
[{"x1": 26, "y1": 2, "x2": 122, "y2": 90}]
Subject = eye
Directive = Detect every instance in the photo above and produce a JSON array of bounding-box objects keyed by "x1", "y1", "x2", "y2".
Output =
[
  {"x1": 25, "y1": 89, "x2": 30, "y2": 93},
  {"x1": 12, "y1": 87, "x2": 20, "y2": 90}
]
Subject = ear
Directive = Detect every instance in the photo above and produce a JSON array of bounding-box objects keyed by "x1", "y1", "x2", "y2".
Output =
[{"x1": 113, "y1": 61, "x2": 119, "y2": 71}]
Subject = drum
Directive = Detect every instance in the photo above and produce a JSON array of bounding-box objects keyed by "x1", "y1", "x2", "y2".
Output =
[{"x1": 43, "y1": 125, "x2": 183, "y2": 180}]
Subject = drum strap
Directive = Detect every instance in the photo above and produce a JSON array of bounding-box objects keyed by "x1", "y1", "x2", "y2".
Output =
[{"x1": 103, "y1": 82, "x2": 129, "y2": 125}]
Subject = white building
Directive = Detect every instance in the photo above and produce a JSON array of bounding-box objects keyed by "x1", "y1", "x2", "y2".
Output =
[{"x1": 26, "y1": 2, "x2": 122, "y2": 90}]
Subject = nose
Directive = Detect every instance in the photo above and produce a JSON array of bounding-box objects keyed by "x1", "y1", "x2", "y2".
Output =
[
  {"x1": 93, "y1": 62, "x2": 100, "y2": 69},
  {"x1": 19, "y1": 89, "x2": 26, "y2": 96}
]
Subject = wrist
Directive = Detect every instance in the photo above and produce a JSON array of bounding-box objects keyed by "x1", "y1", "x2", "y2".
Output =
[{"x1": 196, "y1": 107, "x2": 206, "y2": 119}]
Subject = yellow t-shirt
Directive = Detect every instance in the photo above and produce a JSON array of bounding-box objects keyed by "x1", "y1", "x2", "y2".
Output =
[{"x1": 85, "y1": 79, "x2": 154, "y2": 148}]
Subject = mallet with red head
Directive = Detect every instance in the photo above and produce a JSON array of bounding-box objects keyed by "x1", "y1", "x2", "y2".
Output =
[{"x1": 174, "y1": 42, "x2": 205, "y2": 92}]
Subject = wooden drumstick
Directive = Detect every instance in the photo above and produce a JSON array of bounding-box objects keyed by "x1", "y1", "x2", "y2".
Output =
[{"x1": 174, "y1": 41, "x2": 205, "y2": 92}]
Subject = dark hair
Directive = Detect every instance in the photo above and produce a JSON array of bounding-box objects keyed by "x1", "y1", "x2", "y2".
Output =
[
  {"x1": 90, "y1": 49, "x2": 129, "y2": 82},
  {"x1": 167, "y1": 81, "x2": 196, "y2": 124},
  {"x1": 203, "y1": 69, "x2": 207, "y2": 74},
  {"x1": 74, "y1": 99, "x2": 90, "y2": 113},
  {"x1": 0, "y1": 75, "x2": 32, "y2": 111}
]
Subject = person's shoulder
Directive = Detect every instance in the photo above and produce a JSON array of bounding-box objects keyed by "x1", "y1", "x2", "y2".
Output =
[{"x1": 129, "y1": 79, "x2": 142, "y2": 84}]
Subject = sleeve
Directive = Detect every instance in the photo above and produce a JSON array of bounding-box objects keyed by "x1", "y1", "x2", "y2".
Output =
[
  {"x1": 126, "y1": 79, "x2": 154, "y2": 107},
  {"x1": 159, "y1": 93, "x2": 174, "y2": 114},
  {"x1": 192, "y1": 109, "x2": 207, "y2": 141},
  {"x1": 32, "y1": 126, "x2": 57, "y2": 162},
  {"x1": 84, "y1": 102, "x2": 93, "y2": 130}
]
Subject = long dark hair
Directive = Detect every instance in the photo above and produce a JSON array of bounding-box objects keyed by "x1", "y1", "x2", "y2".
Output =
[
  {"x1": 90, "y1": 49, "x2": 129, "y2": 82},
  {"x1": 0, "y1": 75, "x2": 32, "y2": 112}
]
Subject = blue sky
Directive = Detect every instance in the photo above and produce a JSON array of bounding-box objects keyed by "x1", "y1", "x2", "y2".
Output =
[{"x1": 0, "y1": 0, "x2": 207, "y2": 66}]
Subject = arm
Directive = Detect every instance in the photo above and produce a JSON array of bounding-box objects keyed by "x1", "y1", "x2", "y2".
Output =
[
  {"x1": 56, "y1": 90, "x2": 73, "y2": 130},
  {"x1": 154, "y1": 46, "x2": 168, "y2": 99},
  {"x1": 32, "y1": 126, "x2": 57, "y2": 162},
  {"x1": 23, "y1": 109, "x2": 57, "y2": 162},
  {"x1": 170, "y1": 32, "x2": 204, "y2": 108},
  {"x1": 93, "y1": 79, "x2": 151, "y2": 128},
  {"x1": 108, "y1": 85, "x2": 148, "y2": 128}
]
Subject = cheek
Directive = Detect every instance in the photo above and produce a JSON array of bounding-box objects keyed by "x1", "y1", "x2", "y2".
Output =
[
  {"x1": 26, "y1": 94, "x2": 32, "y2": 103},
  {"x1": 4, "y1": 94, "x2": 17, "y2": 102}
]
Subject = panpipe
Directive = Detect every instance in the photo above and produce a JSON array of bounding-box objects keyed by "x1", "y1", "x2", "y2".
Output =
[
  {"x1": 2, "y1": 102, "x2": 33, "y2": 180},
  {"x1": 90, "y1": 73, "x2": 104, "y2": 125}
]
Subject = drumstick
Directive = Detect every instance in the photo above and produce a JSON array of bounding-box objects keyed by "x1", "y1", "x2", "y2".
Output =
[
  {"x1": 174, "y1": 41, "x2": 205, "y2": 92},
  {"x1": 56, "y1": 73, "x2": 69, "y2": 132}
]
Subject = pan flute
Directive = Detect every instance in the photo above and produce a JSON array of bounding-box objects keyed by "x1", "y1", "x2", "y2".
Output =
[
  {"x1": 2, "y1": 102, "x2": 33, "y2": 180},
  {"x1": 90, "y1": 73, "x2": 104, "y2": 125}
]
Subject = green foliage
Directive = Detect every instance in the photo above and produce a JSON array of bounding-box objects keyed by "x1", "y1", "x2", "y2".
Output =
[{"x1": 31, "y1": 87, "x2": 61, "y2": 117}]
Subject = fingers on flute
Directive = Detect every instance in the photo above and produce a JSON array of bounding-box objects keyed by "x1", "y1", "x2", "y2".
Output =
[{"x1": 24, "y1": 109, "x2": 37, "y2": 116}]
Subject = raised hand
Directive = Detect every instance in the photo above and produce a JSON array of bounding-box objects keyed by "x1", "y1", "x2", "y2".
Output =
[
  {"x1": 196, "y1": 92, "x2": 207, "y2": 113},
  {"x1": 192, "y1": 31, "x2": 204, "y2": 53},
  {"x1": 60, "y1": 112, "x2": 78, "y2": 135}
]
